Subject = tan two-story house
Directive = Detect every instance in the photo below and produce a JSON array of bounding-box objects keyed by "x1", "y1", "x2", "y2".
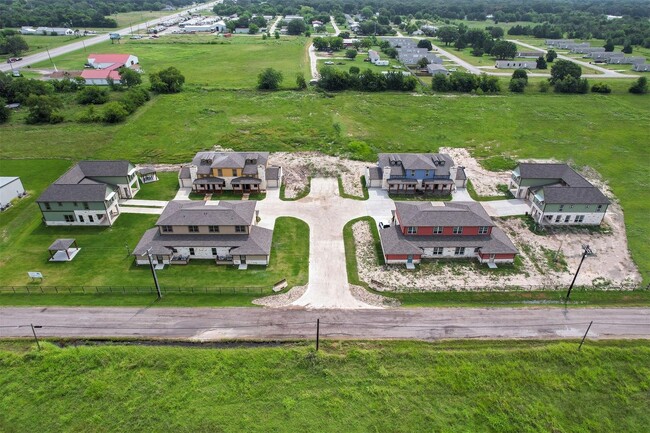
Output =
[{"x1": 132, "y1": 200, "x2": 273, "y2": 268}]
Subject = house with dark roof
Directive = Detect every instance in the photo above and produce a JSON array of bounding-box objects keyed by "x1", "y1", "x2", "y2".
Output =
[
  {"x1": 178, "y1": 151, "x2": 281, "y2": 193},
  {"x1": 378, "y1": 201, "x2": 518, "y2": 268},
  {"x1": 509, "y1": 163, "x2": 610, "y2": 226},
  {"x1": 366, "y1": 153, "x2": 457, "y2": 195},
  {"x1": 132, "y1": 201, "x2": 273, "y2": 268},
  {"x1": 36, "y1": 161, "x2": 139, "y2": 226}
]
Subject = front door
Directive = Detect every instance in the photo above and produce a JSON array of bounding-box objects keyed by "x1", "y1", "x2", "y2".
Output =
[
  {"x1": 407, "y1": 255, "x2": 413, "y2": 264},
  {"x1": 240, "y1": 255, "x2": 247, "y2": 264}
]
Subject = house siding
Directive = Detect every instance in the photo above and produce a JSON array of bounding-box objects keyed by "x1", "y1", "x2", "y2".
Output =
[{"x1": 165, "y1": 225, "x2": 250, "y2": 235}]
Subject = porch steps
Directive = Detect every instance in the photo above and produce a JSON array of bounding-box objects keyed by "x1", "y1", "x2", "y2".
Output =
[
  {"x1": 487, "y1": 262, "x2": 498, "y2": 269},
  {"x1": 238, "y1": 264, "x2": 248, "y2": 270},
  {"x1": 203, "y1": 194, "x2": 212, "y2": 201},
  {"x1": 242, "y1": 193, "x2": 250, "y2": 201},
  {"x1": 405, "y1": 263, "x2": 415, "y2": 270}
]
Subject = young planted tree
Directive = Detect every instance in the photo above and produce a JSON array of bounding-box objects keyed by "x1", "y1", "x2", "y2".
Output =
[
  {"x1": 257, "y1": 68, "x2": 283, "y2": 90},
  {"x1": 604, "y1": 39, "x2": 615, "y2": 52},
  {"x1": 149, "y1": 67, "x2": 185, "y2": 93},
  {"x1": 536, "y1": 56, "x2": 548, "y2": 69},
  {"x1": 345, "y1": 49, "x2": 358, "y2": 59},
  {"x1": 629, "y1": 77, "x2": 648, "y2": 94},
  {"x1": 417, "y1": 57, "x2": 430, "y2": 68},
  {"x1": 512, "y1": 69, "x2": 528, "y2": 83},
  {"x1": 546, "y1": 49, "x2": 557, "y2": 63},
  {"x1": 296, "y1": 73, "x2": 307, "y2": 90}
]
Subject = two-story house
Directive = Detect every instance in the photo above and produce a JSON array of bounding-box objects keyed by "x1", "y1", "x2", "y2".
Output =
[
  {"x1": 132, "y1": 201, "x2": 273, "y2": 268},
  {"x1": 178, "y1": 151, "x2": 282, "y2": 194},
  {"x1": 378, "y1": 201, "x2": 518, "y2": 268},
  {"x1": 366, "y1": 153, "x2": 458, "y2": 195},
  {"x1": 509, "y1": 163, "x2": 610, "y2": 226},
  {"x1": 36, "y1": 161, "x2": 139, "y2": 226}
]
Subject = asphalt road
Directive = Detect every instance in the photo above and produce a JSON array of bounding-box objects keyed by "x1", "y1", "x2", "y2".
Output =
[
  {"x1": 0, "y1": 1, "x2": 220, "y2": 73},
  {"x1": 1, "y1": 307, "x2": 648, "y2": 341}
]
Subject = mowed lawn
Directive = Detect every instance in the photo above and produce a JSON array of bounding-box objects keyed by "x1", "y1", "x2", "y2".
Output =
[
  {"x1": 0, "y1": 161, "x2": 309, "y2": 289},
  {"x1": 1, "y1": 340, "x2": 649, "y2": 432},
  {"x1": 30, "y1": 36, "x2": 310, "y2": 88}
]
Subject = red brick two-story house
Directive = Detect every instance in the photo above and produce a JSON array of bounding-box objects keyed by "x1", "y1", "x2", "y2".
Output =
[{"x1": 378, "y1": 201, "x2": 518, "y2": 268}]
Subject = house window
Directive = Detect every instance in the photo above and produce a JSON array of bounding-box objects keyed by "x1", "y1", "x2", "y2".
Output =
[
  {"x1": 596, "y1": 204, "x2": 604, "y2": 212},
  {"x1": 454, "y1": 247, "x2": 465, "y2": 256},
  {"x1": 564, "y1": 215, "x2": 571, "y2": 223},
  {"x1": 73, "y1": 202, "x2": 78, "y2": 206},
  {"x1": 89, "y1": 215, "x2": 94, "y2": 223},
  {"x1": 64, "y1": 215, "x2": 74, "y2": 222},
  {"x1": 235, "y1": 225, "x2": 246, "y2": 233},
  {"x1": 211, "y1": 248, "x2": 217, "y2": 256},
  {"x1": 407, "y1": 226, "x2": 417, "y2": 235},
  {"x1": 83, "y1": 202, "x2": 89, "y2": 210},
  {"x1": 453, "y1": 226, "x2": 463, "y2": 234},
  {"x1": 161, "y1": 225, "x2": 173, "y2": 233},
  {"x1": 478, "y1": 226, "x2": 489, "y2": 235},
  {"x1": 425, "y1": 170, "x2": 430, "y2": 177},
  {"x1": 57, "y1": 202, "x2": 62, "y2": 207},
  {"x1": 217, "y1": 169, "x2": 223, "y2": 176},
  {"x1": 432, "y1": 247, "x2": 443, "y2": 255},
  {"x1": 44, "y1": 203, "x2": 51, "y2": 210},
  {"x1": 188, "y1": 225, "x2": 199, "y2": 233},
  {"x1": 474, "y1": 247, "x2": 481, "y2": 253},
  {"x1": 555, "y1": 215, "x2": 562, "y2": 223},
  {"x1": 189, "y1": 248, "x2": 195, "y2": 256},
  {"x1": 410, "y1": 170, "x2": 416, "y2": 176},
  {"x1": 559, "y1": 205, "x2": 564, "y2": 212},
  {"x1": 97, "y1": 214, "x2": 104, "y2": 220},
  {"x1": 208, "y1": 225, "x2": 220, "y2": 233},
  {"x1": 79, "y1": 215, "x2": 84, "y2": 222},
  {"x1": 433, "y1": 226, "x2": 443, "y2": 234},
  {"x1": 574, "y1": 215, "x2": 585, "y2": 223}
]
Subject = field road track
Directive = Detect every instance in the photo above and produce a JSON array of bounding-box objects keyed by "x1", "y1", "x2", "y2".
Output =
[
  {"x1": 1, "y1": 307, "x2": 649, "y2": 341},
  {"x1": 0, "y1": 1, "x2": 221, "y2": 73}
]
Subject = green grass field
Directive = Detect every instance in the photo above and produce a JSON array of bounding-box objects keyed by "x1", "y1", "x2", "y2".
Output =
[
  {"x1": 135, "y1": 172, "x2": 179, "y2": 200},
  {"x1": 1, "y1": 340, "x2": 649, "y2": 432},
  {"x1": 0, "y1": 34, "x2": 92, "y2": 62},
  {"x1": 30, "y1": 36, "x2": 310, "y2": 89}
]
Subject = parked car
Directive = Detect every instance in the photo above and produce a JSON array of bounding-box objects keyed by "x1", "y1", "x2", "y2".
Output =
[
  {"x1": 324, "y1": 61, "x2": 334, "y2": 65},
  {"x1": 6, "y1": 57, "x2": 22, "y2": 63}
]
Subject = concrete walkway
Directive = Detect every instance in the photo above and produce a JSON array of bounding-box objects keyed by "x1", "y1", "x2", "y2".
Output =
[
  {"x1": 482, "y1": 199, "x2": 530, "y2": 217},
  {"x1": 329, "y1": 16, "x2": 341, "y2": 36},
  {"x1": 451, "y1": 187, "x2": 473, "y2": 202},
  {"x1": 120, "y1": 207, "x2": 164, "y2": 215},
  {"x1": 173, "y1": 187, "x2": 192, "y2": 201},
  {"x1": 120, "y1": 199, "x2": 168, "y2": 207}
]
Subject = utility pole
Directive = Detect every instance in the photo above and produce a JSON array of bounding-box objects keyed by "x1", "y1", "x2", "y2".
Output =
[
  {"x1": 144, "y1": 248, "x2": 162, "y2": 299},
  {"x1": 566, "y1": 245, "x2": 593, "y2": 301},
  {"x1": 30, "y1": 324, "x2": 41, "y2": 350},
  {"x1": 316, "y1": 318, "x2": 320, "y2": 351},
  {"x1": 46, "y1": 48, "x2": 57, "y2": 72},
  {"x1": 578, "y1": 321, "x2": 593, "y2": 351}
]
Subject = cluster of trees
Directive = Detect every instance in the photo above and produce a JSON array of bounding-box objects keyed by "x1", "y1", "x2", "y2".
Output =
[
  {"x1": 0, "y1": 32, "x2": 29, "y2": 57},
  {"x1": 318, "y1": 67, "x2": 418, "y2": 92},
  {"x1": 437, "y1": 25, "x2": 519, "y2": 59},
  {"x1": 0, "y1": 0, "x2": 195, "y2": 28},
  {"x1": 312, "y1": 37, "x2": 344, "y2": 51},
  {"x1": 431, "y1": 72, "x2": 501, "y2": 93},
  {"x1": 225, "y1": 14, "x2": 267, "y2": 34},
  {"x1": 549, "y1": 60, "x2": 589, "y2": 93}
]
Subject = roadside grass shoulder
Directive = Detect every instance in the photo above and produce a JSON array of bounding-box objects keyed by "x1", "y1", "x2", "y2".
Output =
[{"x1": 1, "y1": 340, "x2": 649, "y2": 432}]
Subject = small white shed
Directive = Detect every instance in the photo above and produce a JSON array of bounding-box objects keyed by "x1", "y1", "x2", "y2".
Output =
[{"x1": 0, "y1": 177, "x2": 25, "y2": 209}]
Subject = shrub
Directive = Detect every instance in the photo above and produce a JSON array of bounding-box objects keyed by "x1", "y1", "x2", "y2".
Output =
[
  {"x1": 25, "y1": 94, "x2": 63, "y2": 124},
  {"x1": 539, "y1": 80, "x2": 550, "y2": 92},
  {"x1": 257, "y1": 68, "x2": 283, "y2": 90},
  {"x1": 102, "y1": 101, "x2": 129, "y2": 123},
  {"x1": 554, "y1": 76, "x2": 589, "y2": 94},
  {"x1": 77, "y1": 86, "x2": 109, "y2": 105},
  {"x1": 347, "y1": 141, "x2": 375, "y2": 161},
  {"x1": 511, "y1": 69, "x2": 528, "y2": 83},
  {"x1": 0, "y1": 97, "x2": 10, "y2": 123},
  {"x1": 591, "y1": 83, "x2": 611, "y2": 94},
  {"x1": 509, "y1": 78, "x2": 527, "y2": 93},
  {"x1": 349, "y1": 66, "x2": 360, "y2": 74},
  {"x1": 78, "y1": 106, "x2": 102, "y2": 123},
  {"x1": 149, "y1": 67, "x2": 185, "y2": 94},
  {"x1": 296, "y1": 73, "x2": 307, "y2": 90},
  {"x1": 431, "y1": 74, "x2": 450, "y2": 92},
  {"x1": 629, "y1": 77, "x2": 648, "y2": 94},
  {"x1": 345, "y1": 49, "x2": 358, "y2": 59},
  {"x1": 121, "y1": 87, "x2": 150, "y2": 113}
]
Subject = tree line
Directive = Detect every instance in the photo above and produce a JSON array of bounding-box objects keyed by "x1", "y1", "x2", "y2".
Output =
[{"x1": 0, "y1": 0, "x2": 195, "y2": 29}]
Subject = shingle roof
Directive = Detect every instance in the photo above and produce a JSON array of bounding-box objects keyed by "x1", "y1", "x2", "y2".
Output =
[
  {"x1": 516, "y1": 163, "x2": 592, "y2": 187},
  {"x1": 395, "y1": 201, "x2": 493, "y2": 228},
  {"x1": 37, "y1": 184, "x2": 113, "y2": 202},
  {"x1": 178, "y1": 166, "x2": 191, "y2": 179},
  {"x1": 265, "y1": 167, "x2": 281, "y2": 181},
  {"x1": 191, "y1": 152, "x2": 269, "y2": 170},
  {"x1": 367, "y1": 166, "x2": 382, "y2": 180},
  {"x1": 516, "y1": 163, "x2": 608, "y2": 205},
  {"x1": 455, "y1": 167, "x2": 467, "y2": 181},
  {"x1": 48, "y1": 238, "x2": 76, "y2": 251},
  {"x1": 378, "y1": 153, "x2": 454, "y2": 176},
  {"x1": 539, "y1": 186, "x2": 610, "y2": 205},
  {"x1": 132, "y1": 226, "x2": 273, "y2": 256},
  {"x1": 156, "y1": 201, "x2": 256, "y2": 227}
]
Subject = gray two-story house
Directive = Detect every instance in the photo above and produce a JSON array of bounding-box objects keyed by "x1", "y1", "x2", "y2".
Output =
[
  {"x1": 509, "y1": 163, "x2": 610, "y2": 226},
  {"x1": 132, "y1": 201, "x2": 273, "y2": 268},
  {"x1": 37, "y1": 161, "x2": 139, "y2": 226}
]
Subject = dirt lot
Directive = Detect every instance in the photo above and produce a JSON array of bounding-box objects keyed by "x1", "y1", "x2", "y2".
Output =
[
  {"x1": 268, "y1": 152, "x2": 367, "y2": 198},
  {"x1": 440, "y1": 147, "x2": 510, "y2": 196}
]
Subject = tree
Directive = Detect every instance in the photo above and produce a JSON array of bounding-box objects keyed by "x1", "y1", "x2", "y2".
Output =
[
  {"x1": 296, "y1": 73, "x2": 307, "y2": 90},
  {"x1": 591, "y1": 83, "x2": 611, "y2": 94},
  {"x1": 77, "y1": 86, "x2": 109, "y2": 104},
  {"x1": 550, "y1": 60, "x2": 581, "y2": 84},
  {"x1": 358, "y1": 69, "x2": 386, "y2": 92},
  {"x1": 4, "y1": 35, "x2": 29, "y2": 56},
  {"x1": 431, "y1": 74, "x2": 450, "y2": 92},
  {"x1": 313, "y1": 37, "x2": 328, "y2": 51},
  {"x1": 345, "y1": 49, "x2": 358, "y2": 59},
  {"x1": 392, "y1": 16, "x2": 402, "y2": 25},
  {"x1": 349, "y1": 66, "x2": 360, "y2": 74},
  {"x1": 257, "y1": 68, "x2": 283, "y2": 90},
  {"x1": 536, "y1": 56, "x2": 548, "y2": 69},
  {"x1": 554, "y1": 76, "x2": 589, "y2": 94},
  {"x1": 509, "y1": 78, "x2": 527, "y2": 93},
  {"x1": 622, "y1": 42, "x2": 633, "y2": 54},
  {"x1": 0, "y1": 97, "x2": 10, "y2": 124},
  {"x1": 149, "y1": 67, "x2": 185, "y2": 93},
  {"x1": 491, "y1": 41, "x2": 517, "y2": 60},
  {"x1": 25, "y1": 94, "x2": 63, "y2": 124},
  {"x1": 417, "y1": 39, "x2": 432, "y2": 51},
  {"x1": 546, "y1": 49, "x2": 557, "y2": 62},
  {"x1": 119, "y1": 68, "x2": 142, "y2": 88},
  {"x1": 629, "y1": 77, "x2": 648, "y2": 94},
  {"x1": 102, "y1": 101, "x2": 129, "y2": 123},
  {"x1": 329, "y1": 37, "x2": 344, "y2": 51},
  {"x1": 604, "y1": 39, "x2": 615, "y2": 52},
  {"x1": 287, "y1": 19, "x2": 306, "y2": 35},
  {"x1": 437, "y1": 26, "x2": 459, "y2": 46},
  {"x1": 489, "y1": 27, "x2": 504, "y2": 39},
  {"x1": 417, "y1": 57, "x2": 430, "y2": 68},
  {"x1": 318, "y1": 66, "x2": 351, "y2": 91},
  {"x1": 274, "y1": 31, "x2": 280, "y2": 39},
  {"x1": 512, "y1": 69, "x2": 528, "y2": 83},
  {"x1": 249, "y1": 24, "x2": 259, "y2": 35}
]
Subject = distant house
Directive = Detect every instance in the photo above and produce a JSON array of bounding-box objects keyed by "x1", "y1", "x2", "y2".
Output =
[
  {"x1": 590, "y1": 52, "x2": 624, "y2": 62},
  {"x1": 184, "y1": 24, "x2": 219, "y2": 32},
  {"x1": 368, "y1": 50, "x2": 381, "y2": 64},
  {"x1": 0, "y1": 177, "x2": 26, "y2": 210},
  {"x1": 283, "y1": 15, "x2": 304, "y2": 22},
  {"x1": 367, "y1": 153, "x2": 457, "y2": 195},
  {"x1": 23, "y1": 26, "x2": 75, "y2": 36},
  {"x1": 234, "y1": 27, "x2": 250, "y2": 34},
  {"x1": 178, "y1": 151, "x2": 281, "y2": 193},
  {"x1": 607, "y1": 57, "x2": 645, "y2": 65},
  {"x1": 495, "y1": 60, "x2": 537, "y2": 69},
  {"x1": 545, "y1": 39, "x2": 574, "y2": 47},
  {"x1": 633, "y1": 63, "x2": 650, "y2": 72},
  {"x1": 378, "y1": 201, "x2": 518, "y2": 268},
  {"x1": 426, "y1": 63, "x2": 448, "y2": 75},
  {"x1": 37, "y1": 161, "x2": 139, "y2": 226},
  {"x1": 516, "y1": 51, "x2": 542, "y2": 58},
  {"x1": 343, "y1": 38, "x2": 360, "y2": 47},
  {"x1": 509, "y1": 163, "x2": 610, "y2": 226},
  {"x1": 577, "y1": 47, "x2": 606, "y2": 55},
  {"x1": 81, "y1": 53, "x2": 140, "y2": 85},
  {"x1": 411, "y1": 29, "x2": 424, "y2": 36},
  {"x1": 132, "y1": 201, "x2": 273, "y2": 267},
  {"x1": 383, "y1": 37, "x2": 418, "y2": 48},
  {"x1": 397, "y1": 48, "x2": 441, "y2": 65}
]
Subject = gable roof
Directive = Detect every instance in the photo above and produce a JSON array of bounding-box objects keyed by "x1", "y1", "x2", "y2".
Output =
[
  {"x1": 516, "y1": 163, "x2": 593, "y2": 187},
  {"x1": 396, "y1": 201, "x2": 493, "y2": 228},
  {"x1": 81, "y1": 69, "x2": 122, "y2": 80},
  {"x1": 191, "y1": 152, "x2": 269, "y2": 170},
  {"x1": 535, "y1": 186, "x2": 610, "y2": 205},
  {"x1": 88, "y1": 54, "x2": 132, "y2": 67},
  {"x1": 37, "y1": 184, "x2": 113, "y2": 202},
  {"x1": 378, "y1": 153, "x2": 454, "y2": 176},
  {"x1": 156, "y1": 201, "x2": 256, "y2": 227}
]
